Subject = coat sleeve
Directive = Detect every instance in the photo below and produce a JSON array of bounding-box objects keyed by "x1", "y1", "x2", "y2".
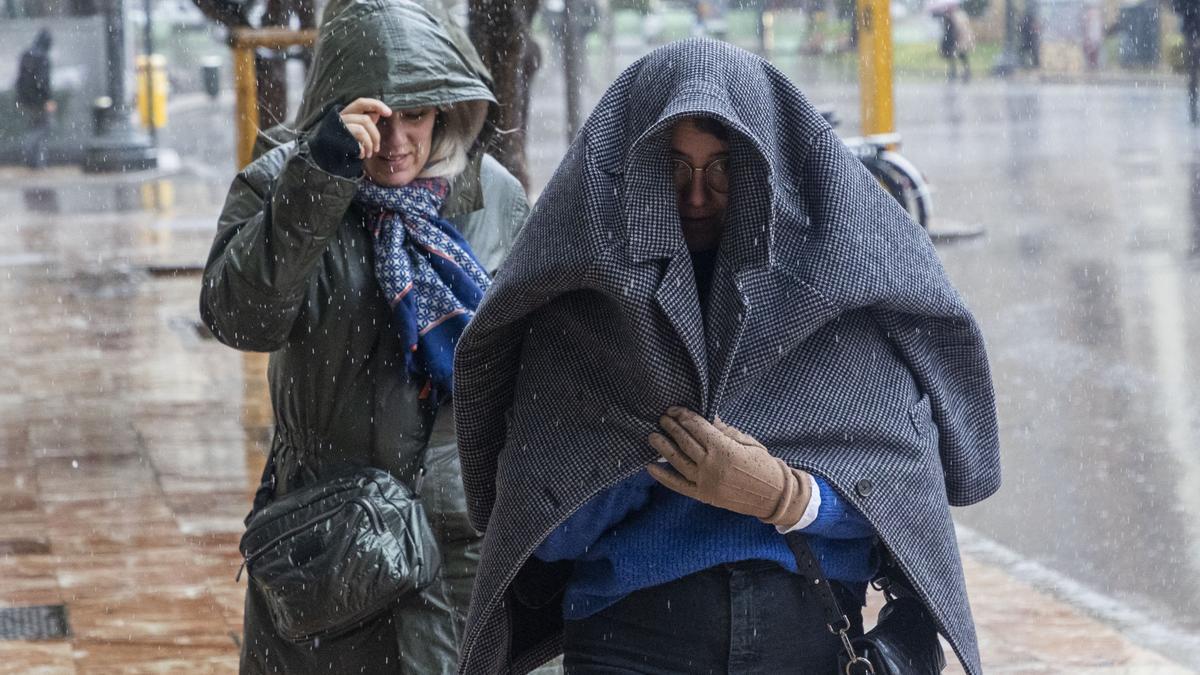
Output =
[
  {"x1": 199, "y1": 141, "x2": 360, "y2": 352},
  {"x1": 481, "y1": 153, "x2": 531, "y2": 263}
]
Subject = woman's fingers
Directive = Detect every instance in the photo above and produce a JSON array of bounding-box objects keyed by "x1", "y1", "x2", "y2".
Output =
[
  {"x1": 714, "y1": 419, "x2": 758, "y2": 446},
  {"x1": 647, "y1": 462, "x2": 698, "y2": 498},
  {"x1": 344, "y1": 123, "x2": 374, "y2": 159},
  {"x1": 659, "y1": 413, "x2": 707, "y2": 461},
  {"x1": 648, "y1": 432, "x2": 698, "y2": 480},
  {"x1": 340, "y1": 114, "x2": 380, "y2": 157},
  {"x1": 666, "y1": 407, "x2": 727, "y2": 451},
  {"x1": 342, "y1": 97, "x2": 392, "y2": 123}
]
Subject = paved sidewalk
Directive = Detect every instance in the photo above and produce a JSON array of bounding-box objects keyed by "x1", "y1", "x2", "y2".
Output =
[
  {"x1": 0, "y1": 163, "x2": 1195, "y2": 673},
  {"x1": 947, "y1": 551, "x2": 1195, "y2": 673}
]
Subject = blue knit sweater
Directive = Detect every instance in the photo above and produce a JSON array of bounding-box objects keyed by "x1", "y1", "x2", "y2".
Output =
[{"x1": 534, "y1": 469, "x2": 877, "y2": 620}]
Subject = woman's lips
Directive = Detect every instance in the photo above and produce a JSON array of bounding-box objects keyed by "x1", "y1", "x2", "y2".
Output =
[{"x1": 376, "y1": 154, "x2": 413, "y2": 173}]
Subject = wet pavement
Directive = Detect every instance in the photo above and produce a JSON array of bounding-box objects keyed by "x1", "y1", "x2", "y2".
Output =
[
  {"x1": 905, "y1": 82, "x2": 1200, "y2": 664},
  {"x1": 1, "y1": 45, "x2": 1198, "y2": 672}
]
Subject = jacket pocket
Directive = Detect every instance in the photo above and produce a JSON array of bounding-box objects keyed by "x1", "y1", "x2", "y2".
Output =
[{"x1": 908, "y1": 394, "x2": 934, "y2": 438}]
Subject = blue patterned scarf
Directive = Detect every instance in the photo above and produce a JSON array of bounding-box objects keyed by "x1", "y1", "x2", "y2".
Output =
[{"x1": 356, "y1": 178, "x2": 491, "y2": 402}]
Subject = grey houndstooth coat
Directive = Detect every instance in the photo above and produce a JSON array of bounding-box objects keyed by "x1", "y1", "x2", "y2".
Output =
[{"x1": 454, "y1": 39, "x2": 1001, "y2": 675}]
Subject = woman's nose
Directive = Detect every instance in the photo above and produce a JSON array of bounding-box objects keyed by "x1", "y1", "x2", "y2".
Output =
[
  {"x1": 380, "y1": 121, "x2": 409, "y2": 152},
  {"x1": 687, "y1": 171, "x2": 708, "y2": 207}
]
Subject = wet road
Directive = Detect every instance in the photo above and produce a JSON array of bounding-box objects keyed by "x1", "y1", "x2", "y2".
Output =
[
  {"x1": 2, "y1": 49, "x2": 1198, "y2": 668},
  {"x1": 901, "y1": 82, "x2": 1200, "y2": 645}
]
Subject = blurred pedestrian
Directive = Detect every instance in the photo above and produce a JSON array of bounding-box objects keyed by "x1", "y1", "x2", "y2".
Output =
[
  {"x1": 1172, "y1": 0, "x2": 1200, "y2": 124},
  {"x1": 690, "y1": 0, "x2": 729, "y2": 40},
  {"x1": 1018, "y1": 4, "x2": 1041, "y2": 68},
  {"x1": 13, "y1": 29, "x2": 56, "y2": 168},
  {"x1": 1082, "y1": 1, "x2": 1104, "y2": 70},
  {"x1": 199, "y1": 0, "x2": 528, "y2": 672},
  {"x1": 933, "y1": 2, "x2": 975, "y2": 81},
  {"x1": 454, "y1": 38, "x2": 1001, "y2": 675}
]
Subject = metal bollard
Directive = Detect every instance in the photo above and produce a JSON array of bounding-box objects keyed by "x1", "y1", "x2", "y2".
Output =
[
  {"x1": 136, "y1": 54, "x2": 169, "y2": 129},
  {"x1": 91, "y1": 96, "x2": 115, "y2": 136},
  {"x1": 201, "y1": 56, "x2": 221, "y2": 100}
]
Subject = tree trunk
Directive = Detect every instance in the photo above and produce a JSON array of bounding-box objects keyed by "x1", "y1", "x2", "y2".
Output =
[
  {"x1": 256, "y1": 0, "x2": 291, "y2": 128},
  {"x1": 190, "y1": 0, "x2": 315, "y2": 129},
  {"x1": 468, "y1": 0, "x2": 542, "y2": 189}
]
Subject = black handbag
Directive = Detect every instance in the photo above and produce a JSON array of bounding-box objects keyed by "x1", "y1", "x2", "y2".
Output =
[
  {"x1": 237, "y1": 455, "x2": 441, "y2": 643},
  {"x1": 785, "y1": 532, "x2": 946, "y2": 675}
]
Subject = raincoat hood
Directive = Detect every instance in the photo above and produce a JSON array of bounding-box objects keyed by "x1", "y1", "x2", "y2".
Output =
[{"x1": 293, "y1": 0, "x2": 495, "y2": 134}]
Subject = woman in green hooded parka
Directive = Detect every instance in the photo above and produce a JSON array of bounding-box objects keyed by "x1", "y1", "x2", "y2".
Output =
[{"x1": 199, "y1": 0, "x2": 529, "y2": 671}]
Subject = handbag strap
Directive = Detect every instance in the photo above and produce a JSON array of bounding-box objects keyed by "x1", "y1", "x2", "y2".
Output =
[{"x1": 784, "y1": 532, "x2": 877, "y2": 675}]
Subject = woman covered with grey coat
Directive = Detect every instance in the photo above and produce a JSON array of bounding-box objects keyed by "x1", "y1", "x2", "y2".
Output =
[
  {"x1": 199, "y1": 0, "x2": 528, "y2": 671},
  {"x1": 454, "y1": 40, "x2": 1000, "y2": 675}
]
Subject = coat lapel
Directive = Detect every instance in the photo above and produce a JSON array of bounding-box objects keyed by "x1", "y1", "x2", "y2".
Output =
[
  {"x1": 653, "y1": 253, "x2": 709, "y2": 405},
  {"x1": 709, "y1": 264, "x2": 842, "y2": 408}
]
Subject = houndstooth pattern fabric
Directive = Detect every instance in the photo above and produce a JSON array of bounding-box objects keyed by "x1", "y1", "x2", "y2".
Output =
[
  {"x1": 356, "y1": 178, "x2": 491, "y2": 399},
  {"x1": 453, "y1": 39, "x2": 1000, "y2": 675}
]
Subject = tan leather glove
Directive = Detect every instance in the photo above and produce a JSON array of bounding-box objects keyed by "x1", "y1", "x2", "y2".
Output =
[{"x1": 647, "y1": 407, "x2": 812, "y2": 528}]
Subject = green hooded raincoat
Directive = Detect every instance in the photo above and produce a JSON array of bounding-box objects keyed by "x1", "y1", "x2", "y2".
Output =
[{"x1": 199, "y1": 1, "x2": 529, "y2": 671}]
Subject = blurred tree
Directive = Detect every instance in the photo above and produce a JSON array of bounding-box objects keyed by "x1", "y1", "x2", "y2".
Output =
[
  {"x1": 190, "y1": 0, "x2": 315, "y2": 128},
  {"x1": 961, "y1": 0, "x2": 989, "y2": 19},
  {"x1": 468, "y1": 0, "x2": 542, "y2": 188}
]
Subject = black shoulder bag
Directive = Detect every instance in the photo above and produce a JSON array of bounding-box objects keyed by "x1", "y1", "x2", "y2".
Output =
[
  {"x1": 236, "y1": 451, "x2": 442, "y2": 643},
  {"x1": 784, "y1": 532, "x2": 946, "y2": 675}
]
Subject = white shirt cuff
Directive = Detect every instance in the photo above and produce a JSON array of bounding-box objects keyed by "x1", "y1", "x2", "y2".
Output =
[{"x1": 775, "y1": 473, "x2": 821, "y2": 534}]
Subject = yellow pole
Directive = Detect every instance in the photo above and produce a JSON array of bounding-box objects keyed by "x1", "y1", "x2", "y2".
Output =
[
  {"x1": 232, "y1": 45, "x2": 259, "y2": 170},
  {"x1": 230, "y1": 28, "x2": 318, "y2": 170},
  {"x1": 857, "y1": 0, "x2": 895, "y2": 136}
]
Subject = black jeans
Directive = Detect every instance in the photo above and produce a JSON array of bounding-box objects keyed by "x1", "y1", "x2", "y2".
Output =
[
  {"x1": 563, "y1": 561, "x2": 865, "y2": 674},
  {"x1": 19, "y1": 109, "x2": 49, "y2": 169}
]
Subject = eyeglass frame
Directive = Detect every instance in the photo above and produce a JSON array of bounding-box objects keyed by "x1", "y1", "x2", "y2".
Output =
[{"x1": 670, "y1": 156, "x2": 730, "y2": 194}]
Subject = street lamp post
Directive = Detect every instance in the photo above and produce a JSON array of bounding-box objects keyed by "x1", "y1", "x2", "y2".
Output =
[{"x1": 84, "y1": 0, "x2": 157, "y2": 172}]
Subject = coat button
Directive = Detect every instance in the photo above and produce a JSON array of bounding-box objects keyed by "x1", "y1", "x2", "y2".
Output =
[{"x1": 855, "y1": 479, "x2": 875, "y2": 497}]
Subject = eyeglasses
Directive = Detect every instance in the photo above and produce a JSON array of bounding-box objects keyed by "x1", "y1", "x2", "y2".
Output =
[{"x1": 671, "y1": 157, "x2": 730, "y2": 194}]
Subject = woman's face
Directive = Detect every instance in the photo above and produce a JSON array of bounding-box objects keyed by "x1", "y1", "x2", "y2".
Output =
[
  {"x1": 363, "y1": 107, "x2": 436, "y2": 187},
  {"x1": 671, "y1": 119, "x2": 730, "y2": 253}
]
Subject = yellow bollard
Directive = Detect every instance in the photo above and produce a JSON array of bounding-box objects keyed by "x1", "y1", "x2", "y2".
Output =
[
  {"x1": 857, "y1": 0, "x2": 895, "y2": 137},
  {"x1": 136, "y1": 54, "x2": 169, "y2": 129}
]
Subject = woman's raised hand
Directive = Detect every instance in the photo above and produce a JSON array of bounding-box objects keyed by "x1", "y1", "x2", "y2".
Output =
[{"x1": 339, "y1": 98, "x2": 393, "y2": 159}]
